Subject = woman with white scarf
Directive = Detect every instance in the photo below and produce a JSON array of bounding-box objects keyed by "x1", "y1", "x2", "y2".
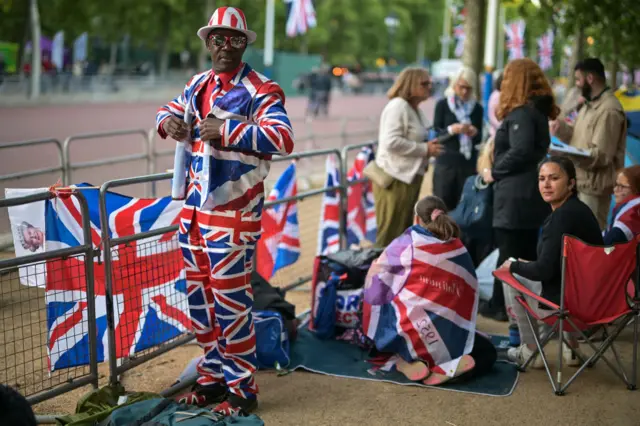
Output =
[{"x1": 433, "y1": 67, "x2": 484, "y2": 211}]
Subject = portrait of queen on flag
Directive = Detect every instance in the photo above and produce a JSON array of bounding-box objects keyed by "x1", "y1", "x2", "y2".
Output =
[{"x1": 361, "y1": 196, "x2": 479, "y2": 382}]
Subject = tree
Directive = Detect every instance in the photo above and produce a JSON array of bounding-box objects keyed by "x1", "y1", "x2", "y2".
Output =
[{"x1": 463, "y1": 0, "x2": 485, "y2": 97}]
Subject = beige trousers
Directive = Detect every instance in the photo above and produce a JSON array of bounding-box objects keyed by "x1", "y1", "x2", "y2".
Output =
[{"x1": 578, "y1": 192, "x2": 611, "y2": 230}]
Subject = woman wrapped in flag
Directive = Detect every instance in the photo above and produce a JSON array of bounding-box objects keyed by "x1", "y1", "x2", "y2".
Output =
[
  {"x1": 362, "y1": 196, "x2": 495, "y2": 385},
  {"x1": 604, "y1": 165, "x2": 640, "y2": 245}
]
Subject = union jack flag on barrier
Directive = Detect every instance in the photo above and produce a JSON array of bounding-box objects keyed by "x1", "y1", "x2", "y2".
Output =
[
  {"x1": 537, "y1": 29, "x2": 554, "y2": 71},
  {"x1": 453, "y1": 25, "x2": 465, "y2": 58},
  {"x1": 505, "y1": 19, "x2": 526, "y2": 60},
  {"x1": 317, "y1": 155, "x2": 341, "y2": 255},
  {"x1": 255, "y1": 162, "x2": 300, "y2": 278},
  {"x1": 346, "y1": 146, "x2": 376, "y2": 246},
  {"x1": 45, "y1": 185, "x2": 190, "y2": 371},
  {"x1": 284, "y1": 0, "x2": 317, "y2": 38}
]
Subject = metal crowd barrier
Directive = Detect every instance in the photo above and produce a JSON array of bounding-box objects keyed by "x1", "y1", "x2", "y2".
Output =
[
  {"x1": 63, "y1": 129, "x2": 153, "y2": 194},
  {"x1": 0, "y1": 138, "x2": 64, "y2": 183},
  {"x1": 264, "y1": 148, "x2": 345, "y2": 291},
  {"x1": 0, "y1": 190, "x2": 99, "y2": 405},
  {"x1": 98, "y1": 172, "x2": 192, "y2": 386},
  {"x1": 1, "y1": 141, "x2": 373, "y2": 414}
]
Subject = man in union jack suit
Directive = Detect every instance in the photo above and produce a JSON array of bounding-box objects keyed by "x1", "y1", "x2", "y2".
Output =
[{"x1": 156, "y1": 6, "x2": 294, "y2": 416}]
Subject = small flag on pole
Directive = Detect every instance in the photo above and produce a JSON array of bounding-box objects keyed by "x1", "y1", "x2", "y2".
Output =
[
  {"x1": 504, "y1": 19, "x2": 526, "y2": 60},
  {"x1": 284, "y1": 0, "x2": 317, "y2": 37},
  {"x1": 537, "y1": 29, "x2": 554, "y2": 71},
  {"x1": 453, "y1": 25, "x2": 465, "y2": 58}
]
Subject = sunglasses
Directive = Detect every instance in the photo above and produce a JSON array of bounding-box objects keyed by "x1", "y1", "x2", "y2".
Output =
[{"x1": 207, "y1": 34, "x2": 247, "y2": 49}]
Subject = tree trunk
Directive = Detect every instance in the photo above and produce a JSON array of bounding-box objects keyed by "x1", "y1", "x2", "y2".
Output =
[
  {"x1": 109, "y1": 43, "x2": 118, "y2": 71},
  {"x1": 199, "y1": 0, "x2": 216, "y2": 71},
  {"x1": 609, "y1": 33, "x2": 620, "y2": 89},
  {"x1": 462, "y1": 0, "x2": 485, "y2": 98},
  {"x1": 29, "y1": 0, "x2": 41, "y2": 99},
  {"x1": 567, "y1": 25, "x2": 584, "y2": 87},
  {"x1": 158, "y1": 6, "x2": 172, "y2": 79},
  {"x1": 416, "y1": 29, "x2": 426, "y2": 65},
  {"x1": 300, "y1": 35, "x2": 309, "y2": 55}
]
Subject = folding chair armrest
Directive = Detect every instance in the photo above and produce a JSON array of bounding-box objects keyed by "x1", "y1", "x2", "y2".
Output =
[{"x1": 493, "y1": 269, "x2": 560, "y2": 310}]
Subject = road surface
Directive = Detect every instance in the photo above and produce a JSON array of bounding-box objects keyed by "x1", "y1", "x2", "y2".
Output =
[{"x1": 0, "y1": 94, "x2": 436, "y2": 234}]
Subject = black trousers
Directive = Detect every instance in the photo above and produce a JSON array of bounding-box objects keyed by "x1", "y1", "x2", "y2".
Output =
[
  {"x1": 433, "y1": 163, "x2": 474, "y2": 211},
  {"x1": 487, "y1": 228, "x2": 539, "y2": 313}
]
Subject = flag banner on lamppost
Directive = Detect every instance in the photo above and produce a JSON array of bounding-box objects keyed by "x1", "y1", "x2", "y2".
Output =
[
  {"x1": 504, "y1": 19, "x2": 525, "y2": 60},
  {"x1": 537, "y1": 29, "x2": 554, "y2": 71},
  {"x1": 454, "y1": 25, "x2": 465, "y2": 58},
  {"x1": 73, "y1": 32, "x2": 88, "y2": 63},
  {"x1": 51, "y1": 31, "x2": 64, "y2": 70},
  {"x1": 284, "y1": 0, "x2": 317, "y2": 38}
]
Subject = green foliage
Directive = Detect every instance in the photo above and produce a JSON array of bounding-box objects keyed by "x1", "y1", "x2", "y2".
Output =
[
  {"x1": 0, "y1": 0, "x2": 446, "y2": 70},
  {"x1": 511, "y1": 0, "x2": 640, "y2": 72}
]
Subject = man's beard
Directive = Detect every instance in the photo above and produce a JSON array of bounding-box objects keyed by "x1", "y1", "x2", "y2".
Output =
[{"x1": 581, "y1": 82, "x2": 592, "y2": 100}]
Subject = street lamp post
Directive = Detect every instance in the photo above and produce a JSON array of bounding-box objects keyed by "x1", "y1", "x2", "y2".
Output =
[{"x1": 384, "y1": 13, "x2": 400, "y2": 67}]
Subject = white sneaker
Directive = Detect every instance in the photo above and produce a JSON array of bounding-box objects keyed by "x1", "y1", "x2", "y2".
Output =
[
  {"x1": 562, "y1": 343, "x2": 583, "y2": 367},
  {"x1": 507, "y1": 344, "x2": 544, "y2": 369}
]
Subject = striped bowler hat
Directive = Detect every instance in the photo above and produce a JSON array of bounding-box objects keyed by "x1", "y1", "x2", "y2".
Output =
[{"x1": 197, "y1": 6, "x2": 257, "y2": 44}]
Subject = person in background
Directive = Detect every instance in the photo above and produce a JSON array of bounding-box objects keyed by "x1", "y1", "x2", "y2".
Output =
[
  {"x1": 0, "y1": 384, "x2": 36, "y2": 426},
  {"x1": 550, "y1": 58, "x2": 628, "y2": 229},
  {"x1": 373, "y1": 67, "x2": 442, "y2": 247},
  {"x1": 433, "y1": 66, "x2": 485, "y2": 211},
  {"x1": 499, "y1": 156, "x2": 602, "y2": 366},
  {"x1": 487, "y1": 70, "x2": 503, "y2": 138},
  {"x1": 0, "y1": 53, "x2": 5, "y2": 88},
  {"x1": 603, "y1": 165, "x2": 640, "y2": 245},
  {"x1": 315, "y1": 65, "x2": 332, "y2": 117},
  {"x1": 305, "y1": 66, "x2": 319, "y2": 121},
  {"x1": 480, "y1": 58, "x2": 557, "y2": 322}
]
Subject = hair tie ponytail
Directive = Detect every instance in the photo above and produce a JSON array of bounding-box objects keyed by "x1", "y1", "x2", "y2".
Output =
[{"x1": 430, "y1": 209, "x2": 444, "y2": 222}]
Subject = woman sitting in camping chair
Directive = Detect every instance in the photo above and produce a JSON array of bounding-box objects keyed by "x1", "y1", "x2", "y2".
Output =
[
  {"x1": 361, "y1": 195, "x2": 496, "y2": 385},
  {"x1": 498, "y1": 156, "x2": 603, "y2": 367}
]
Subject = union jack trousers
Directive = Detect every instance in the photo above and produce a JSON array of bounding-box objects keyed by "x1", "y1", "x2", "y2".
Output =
[
  {"x1": 158, "y1": 62, "x2": 294, "y2": 399},
  {"x1": 179, "y1": 207, "x2": 262, "y2": 399}
]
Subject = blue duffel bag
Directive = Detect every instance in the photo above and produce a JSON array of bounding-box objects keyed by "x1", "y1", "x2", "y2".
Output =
[{"x1": 254, "y1": 310, "x2": 290, "y2": 369}]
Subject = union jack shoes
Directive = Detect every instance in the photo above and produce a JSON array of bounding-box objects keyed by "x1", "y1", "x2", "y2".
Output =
[
  {"x1": 177, "y1": 383, "x2": 228, "y2": 407},
  {"x1": 213, "y1": 394, "x2": 258, "y2": 417}
]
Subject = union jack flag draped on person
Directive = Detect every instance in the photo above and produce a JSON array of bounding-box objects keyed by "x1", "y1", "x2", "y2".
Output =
[
  {"x1": 317, "y1": 155, "x2": 341, "y2": 255},
  {"x1": 537, "y1": 29, "x2": 554, "y2": 71},
  {"x1": 362, "y1": 225, "x2": 479, "y2": 376},
  {"x1": 255, "y1": 162, "x2": 300, "y2": 278},
  {"x1": 504, "y1": 20, "x2": 526, "y2": 60},
  {"x1": 45, "y1": 185, "x2": 190, "y2": 371},
  {"x1": 284, "y1": 0, "x2": 317, "y2": 38},
  {"x1": 346, "y1": 146, "x2": 376, "y2": 246},
  {"x1": 453, "y1": 25, "x2": 465, "y2": 58}
]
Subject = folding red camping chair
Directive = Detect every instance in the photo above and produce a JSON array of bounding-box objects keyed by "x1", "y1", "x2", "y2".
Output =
[{"x1": 493, "y1": 234, "x2": 640, "y2": 395}]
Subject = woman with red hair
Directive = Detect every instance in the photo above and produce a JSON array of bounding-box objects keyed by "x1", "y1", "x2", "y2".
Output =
[
  {"x1": 604, "y1": 165, "x2": 640, "y2": 244},
  {"x1": 480, "y1": 58, "x2": 560, "y2": 322}
]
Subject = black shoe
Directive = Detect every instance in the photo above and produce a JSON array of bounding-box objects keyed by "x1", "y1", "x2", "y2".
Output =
[
  {"x1": 177, "y1": 383, "x2": 228, "y2": 407},
  {"x1": 479, "y1": 304, "x2": 509, "y2": 322}
]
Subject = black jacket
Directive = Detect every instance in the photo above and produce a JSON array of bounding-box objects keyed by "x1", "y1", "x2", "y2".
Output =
[
  {"x1": 433, "y1": 97, "x2": 484, "y2": 168},
  {"x1": 491, "y1": 102, "x2": 552, "y2": 229},
  {"x1": 510, "y1": 196, "x2": 603, "y2": 304}
]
